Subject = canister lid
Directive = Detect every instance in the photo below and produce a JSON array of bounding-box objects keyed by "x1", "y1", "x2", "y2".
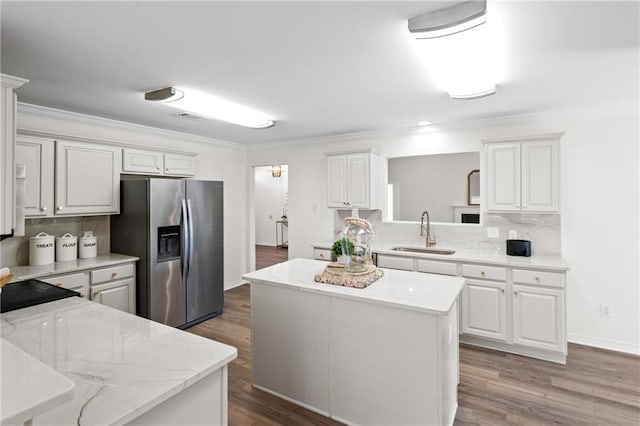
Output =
[
  {"x1": 56, "y1": 233, "x2": 76, "y2": 240},
  {"x1": 30, "y1": 232, "x2": 53, "y2": 240}
]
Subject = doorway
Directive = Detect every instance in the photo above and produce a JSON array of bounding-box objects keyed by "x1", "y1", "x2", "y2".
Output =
[{"x1": 254, "y1": 165, "x2": 288, "y2": 269}]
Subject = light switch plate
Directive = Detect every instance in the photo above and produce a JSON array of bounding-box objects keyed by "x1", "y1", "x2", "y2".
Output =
[
  {"x1": 509, "y1": 230, "x2": 518, "y2": 239},
  {"x1": 487, "y1": 227, "x2": 499, "y2": 238}
]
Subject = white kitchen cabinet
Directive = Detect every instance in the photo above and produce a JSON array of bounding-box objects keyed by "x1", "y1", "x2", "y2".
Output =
[
  {"x1": 0, "y1": 73, "x2": 28, "y2": 236},
  {"x1": 485, "y1": 134, "x2": 560, "y2": 213},
  {"x1": 55, "y1": 140, "x2": 121, "y2": 216},
  {"x1": 122, "y1": 148, "x2": 163, "y2": 174},
  {"x1": 164, "y1": 152, "x2": 195, "y2": 176},
  {"x1": 327, "y1": 151, "x2": 379, "y2": 209},
  {"x1": 461, "y1": 279, "x2": 507, "y2": 341},
  {"x1": 90, "y1": 263, "x2": 136, "y2": 314},
  {"x1": 92, "y1": 278, "x2": 135, "y2": 313},
  {"x1": 122, "y1": 149, "x2": 196, "y2": 176},
  {"x1": 15, "y1": 136, "x2": 54, "y2": 217},
  {"x1": 512, "y1": 284, "x2": 564, "y2": 352}
]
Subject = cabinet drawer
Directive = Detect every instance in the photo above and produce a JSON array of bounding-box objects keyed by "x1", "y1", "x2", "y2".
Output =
[
  {"x1": 513, "y1": 269, "x2": 564, "y2": 288},
  {"x1": 377, "y1": 255, "x2": 414, "y2": 271},
  {"x1": 91, "y1": 263, "x2": 134, "y2": 284},
  {"x1": 40, "y1": 271, "x2": 90, "y2": 288},
  {"x1": 417, "y1": 260, "x2": 458, "y2": 276},
  {"x1": 462, "y1": 264, "x2": 506, "y2": 281},
  {"x1": 314, "y1": 248, "x2": 331, "y2": 261}
]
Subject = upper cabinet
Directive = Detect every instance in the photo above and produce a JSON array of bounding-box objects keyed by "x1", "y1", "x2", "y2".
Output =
[
  {"x1": 15, "y1": 135, "x2": 54, "y2": 217},
  {"x1": 484, "y1": 133, "x2": 561, "y2": 213},
  {"x1": 327, "y1": 151, "x2": 380, "y2": 209},
  {"x1": 55, "y1": 139, "x2": 121, "y2": 216},
  {"x1": 1, "y1": 74, "x2": 28, "y2": 236},
  {"x1": 122, "y1": 148, "x2": 195, "y2": 176}
]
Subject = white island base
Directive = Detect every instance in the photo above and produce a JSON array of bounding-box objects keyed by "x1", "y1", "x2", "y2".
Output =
[{"x1": 244, "y1": 259, "x2": 464, "y2": 426}]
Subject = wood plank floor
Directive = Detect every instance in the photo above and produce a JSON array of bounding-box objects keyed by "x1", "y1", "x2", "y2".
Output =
[
  {"x1": 188, "y1": 285, "x2": 640, "y2": 426},
  {"x1": 255, "y1": 245, "x2": 288, "y2": 270}
]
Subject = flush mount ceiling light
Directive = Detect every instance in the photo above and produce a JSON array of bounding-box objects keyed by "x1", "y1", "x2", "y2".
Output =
[
  {"x1": 408, "y1": 0, "x2": 500, "y2": 100},
  {"x1": 144, "y1": 87, "x2": 275, "y2": 129}
]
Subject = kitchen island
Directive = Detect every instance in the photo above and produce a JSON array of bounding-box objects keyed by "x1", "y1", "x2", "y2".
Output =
[
  {"x1": 1, "y1": 297, "x2": 237, "y2": 425},
  {"x1": 243, "y1": 258, "x2": 465, "y2": 426}
]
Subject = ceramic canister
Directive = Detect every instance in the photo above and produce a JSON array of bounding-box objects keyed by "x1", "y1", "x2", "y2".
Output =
[
  {"x1": 78, "y1": 231, "x2": 97, "y2": 259},
  {"x1": 56, "y1": 233, "x2": 78, "y2": 262},
  {"x1": 29, "y1": 232, "x2": 55, "y2": 265}
]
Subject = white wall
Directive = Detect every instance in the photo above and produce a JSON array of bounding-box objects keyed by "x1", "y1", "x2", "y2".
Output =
[
  {"x1": 254, "y1": 165, "x2": 288, "y2": 246},
  {"x1": 15, "y1": 103, "x2": 249, "y2": 288},
  {"x1": 388, "y1": 152, "x2": 479, "y2": 222},
  {"x1": 248, "y1": 108, "x2": 639, "y2": 355}
]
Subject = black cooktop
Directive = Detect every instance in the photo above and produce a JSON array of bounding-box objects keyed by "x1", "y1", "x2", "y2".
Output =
[{"x1": 1, "y1": 279, "x2": 81, "y2": 313}]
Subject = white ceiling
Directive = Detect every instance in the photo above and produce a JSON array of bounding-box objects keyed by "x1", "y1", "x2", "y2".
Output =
[{"x1": 1, "y1": 1, "x2": 638, "y2": 145}]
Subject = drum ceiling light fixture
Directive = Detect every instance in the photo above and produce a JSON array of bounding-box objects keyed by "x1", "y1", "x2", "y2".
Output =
[{"x1": 408, "y1": 0, "x2": 500, "y2": 100}]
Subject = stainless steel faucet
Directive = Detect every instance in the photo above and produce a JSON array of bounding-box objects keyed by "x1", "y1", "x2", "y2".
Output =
[{"x1": 420, "y1": 210, "x2": 436, "y2": 247}]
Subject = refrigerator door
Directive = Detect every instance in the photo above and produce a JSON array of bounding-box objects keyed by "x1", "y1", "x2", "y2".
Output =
[
  {"x1": 149, "y1": 179, "x2": 186, "y2": 327},
  {"x1": 185, "y1": 180, "x2": 224, "y2": 324}
]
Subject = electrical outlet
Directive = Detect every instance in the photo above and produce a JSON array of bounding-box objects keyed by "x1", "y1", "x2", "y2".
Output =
[
  {"x1": 509, "y1": 230, "x2": 518, "y2": 239},
  {"x1": 487, "y1": 227, "x2": 499, "y2": 238},
  {"x1": 600, "y1": 304, "x2": 611, "y2": 318}
]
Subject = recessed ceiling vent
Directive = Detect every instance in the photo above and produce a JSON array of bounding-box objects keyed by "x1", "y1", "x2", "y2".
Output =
[{"x1": 173, "y1": 111, "x2": 203, "y2": 121}]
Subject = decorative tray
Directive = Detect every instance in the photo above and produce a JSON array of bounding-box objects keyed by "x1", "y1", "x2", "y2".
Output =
[{"x1": 314, "y1": 262, "x2": 383, "y2": 289}]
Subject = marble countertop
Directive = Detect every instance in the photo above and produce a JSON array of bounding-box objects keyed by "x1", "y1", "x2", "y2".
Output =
[
  {"x1": 312, "y1": 242, "x2": 569, "y2": 271},
  {"x1": 1, "y1": 297, "x2": 237, "y2": 425},
  {"x1": 7, "y1": 253, "x2": 140, "y2": 282},
  {"x1": 1, "y1": 339, "x2": 75, "y2": 425},
  {"x1": 243, "y1": 258, "x2": 464, "y2": 315}
]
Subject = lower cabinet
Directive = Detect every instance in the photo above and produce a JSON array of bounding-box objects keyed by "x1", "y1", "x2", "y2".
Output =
[
  {"x1": 91, "y1": 278, "x2": 135, "y2": 314},
  {"x1": 461, "y1": 279, "x2": 507, "y2": 341},
  {"x1": 38, "y1": 261, "x2": 136, "y2": 314},
  {"x1": 512, "y1": 284, "x2": 564, "y2": 352}
]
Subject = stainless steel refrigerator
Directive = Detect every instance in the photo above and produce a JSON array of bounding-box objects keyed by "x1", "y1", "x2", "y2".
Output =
[{"x1": 111, "y1": 177, "x2": 223, "y2": 328}]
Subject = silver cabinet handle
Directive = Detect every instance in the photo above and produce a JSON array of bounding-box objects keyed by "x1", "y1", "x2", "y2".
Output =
[
  {"x1": 513, "y1": 291, "x2": 518, "y2": 295},
  {"x1": 56, "y1": 206, "x2": 62, "y2": 211},
  {"x1": 41, "y1": 207, "x2": 47, "y2": 212},
  {"x1": 500, "y1": 288, "x2": 504, "y2": 293}
]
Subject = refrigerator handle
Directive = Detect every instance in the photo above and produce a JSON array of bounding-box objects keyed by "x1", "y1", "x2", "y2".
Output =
[
  {"x1": 186, "y1": 199, "x2": 195, "y2": 277},
  {"x1": 181, "y1": 199, "x2": 190, "y2": 285}
]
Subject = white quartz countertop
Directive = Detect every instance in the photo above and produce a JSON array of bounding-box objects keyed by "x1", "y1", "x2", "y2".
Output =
[
  {"x1": 243, "y1": 258, "x2": 464, "y2": 315},
  {"x1": 312, "y1": 242, "x2": 569, "y2": 271},
  {"x1": 7, "y1": 253, "x2": 140, "y2": 282},
  {"x1": 1, "y1": 339, "x2": 75, "y2": 425},
  {"x1": 1, "y1": 297, "x2": 237, "y2": 425}
]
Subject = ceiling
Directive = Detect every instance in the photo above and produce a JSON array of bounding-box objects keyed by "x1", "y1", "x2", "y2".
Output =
[{"x1": 1, "y1": 1, "x2": 638, "y2": 145}]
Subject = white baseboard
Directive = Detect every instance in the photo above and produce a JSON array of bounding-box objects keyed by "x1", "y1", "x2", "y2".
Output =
[
  {"x1": 224, "y1": 279, "x2": 246, "y2": 291},
  {"x1": 568, "y1": 333, "x2": 640, "y2": 356}
]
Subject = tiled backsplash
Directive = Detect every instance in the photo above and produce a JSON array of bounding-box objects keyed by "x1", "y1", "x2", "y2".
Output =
[
  {"x1": 334, "y1": 210, "x2": 561, "y2": 256},
  {"x1": 0, "y1": 216, "x2": 110, "y2": 267}
]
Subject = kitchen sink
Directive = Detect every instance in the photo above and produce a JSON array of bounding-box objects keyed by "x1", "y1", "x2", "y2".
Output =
[{"x1": 391, "y1": 247, "x2": 456, "y2": 255}]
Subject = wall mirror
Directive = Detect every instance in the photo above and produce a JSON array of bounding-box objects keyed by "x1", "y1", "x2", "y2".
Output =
[{"x1": 386, "y1": 152, "x2": 480, "y2": 224}]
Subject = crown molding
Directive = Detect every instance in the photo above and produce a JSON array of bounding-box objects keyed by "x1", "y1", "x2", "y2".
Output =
[
  {"x1": 247, "y1": 100, "x2": 637, "y2": 151},
  {"x1": 17, "y1": 102, "x2": 247, "y2": 152},
  {"x1": 0, "y1": 73, "x2": 29, "y2": 89}
]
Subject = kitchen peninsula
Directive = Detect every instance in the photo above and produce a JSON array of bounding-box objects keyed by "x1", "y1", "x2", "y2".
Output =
[
  {"x1": 1, "y1": 297, "x2": 237, "y2": 425},
  {"x1": 243, "y1": 258, "x2": 465, "y2": 426}
]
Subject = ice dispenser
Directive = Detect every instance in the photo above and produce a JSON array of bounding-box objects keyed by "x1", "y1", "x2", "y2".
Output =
[{"x1": 158, "y1": 226, "x2": 181, "y2": 262}]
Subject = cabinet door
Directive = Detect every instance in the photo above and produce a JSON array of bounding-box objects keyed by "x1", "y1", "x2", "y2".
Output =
[
  {"x1": 123, "y1": 148, "x2": 163, "y2": 174},
  {"x1": 1, "y1": 86, "x2": 17, "y2": 234},
  {"x1": 521, "y1": 140, "x2": 559, "y2": 212},
  {"x1": 164, "y1": 153, "x2": 195, "y2": 176},
  {"x1": 347, "y1": 153, "x2": 370, "y2": 208},
  {"x1": 327, "y1": 155, "x2": 348, "y2": 207},
  {"x1": 55, "y1": 140, "x2": 121, "y2": 215},
  {"x1": 15, "y1": 136, "x2": 54, "y2": 217},
  {"x1": 486, "y1": 142, "x2": 521, "y2": 212},
  {"x1": 512, "y1": 285, "x2": 564, "y2": 352},
  {"x1": 91, "y1": 278, "x2": 135, "y2": 314},
  {"x1": 461, "y1": 279, "x2": 507, "y2": 341}
]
